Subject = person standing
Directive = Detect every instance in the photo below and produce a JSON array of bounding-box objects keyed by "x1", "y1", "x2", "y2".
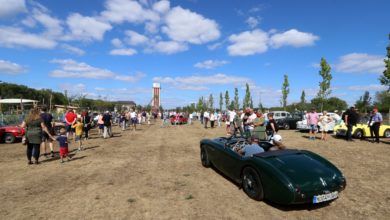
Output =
[
  {"x1": 344, "y1": 106, "x2": 358, "y2": 141},
  {"x1": 64, "y1": 109, "x2": 77, "y2": 140},
  {"x1": 82, "y1": 110, "x2": 91, "y2": 140},
  {"x1": 319, "y1": 111, "x2": 332, "y2": 141},
  {"x1": 56, "y1": 128, "x2": 71, "y2": 163},
  {"x1": 370, "y1": 107, "x2": 382, "y2": 143},
  {"x1": 40, "y1": 106, "x2": 55, "y2": 157},
  {"x1": 210, "y1": 111, "x2": 216, "y2": 128},
  {"x1": 306, "y1": 108, "x2": 319, "y2": 140},
  {"x1": 203, "y1": 110, "x2": 210, "y2": 129},
  {"x1": 20, "y1": 108, "x2": 54, "y2": 165},
  {"x1": 97, "y1": 113, "x2": 104, "y2": 137},
  {"x1": 72, "y1": 118, "x2": 84, "y2": 150},
  {"x1": 266, "y1": 113, "x2": 278, "y2": 139},
  {"x1": 103, "y1": 111, "x2": 112, "y2": 138}
]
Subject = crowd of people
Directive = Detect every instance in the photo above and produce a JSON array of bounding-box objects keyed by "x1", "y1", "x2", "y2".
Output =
[
  {"x1": 20, "y1": 106, "x2": 156, "y2": 165},
  {"x1": 18, "y1": 104, "x2": 385, "y2": 165}
]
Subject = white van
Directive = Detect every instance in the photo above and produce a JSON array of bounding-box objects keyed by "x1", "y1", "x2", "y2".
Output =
[{"x1": 270, "y1": 111, "x2": 291, "y2": 120}]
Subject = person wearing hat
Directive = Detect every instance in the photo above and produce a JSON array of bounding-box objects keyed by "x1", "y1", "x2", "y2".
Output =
[
  {"x1": 344, "y1": 106, "x2": 358, "y2": 141},
  {"x1": 369, "y1": 107, "x2": 382, "y2": 143}
]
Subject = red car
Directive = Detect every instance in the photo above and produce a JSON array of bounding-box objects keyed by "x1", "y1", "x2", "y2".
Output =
[
  {"x1": 170, "y1": 115, "x2": 188, "y2": 125},
  {"x1": 0, "y1": 124, "x2": 25, "y2": 144}
]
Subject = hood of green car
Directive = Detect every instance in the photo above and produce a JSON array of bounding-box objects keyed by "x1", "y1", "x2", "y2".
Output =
[{"x1": 265, "y1": 152, "x2": 341, "y2": 191}]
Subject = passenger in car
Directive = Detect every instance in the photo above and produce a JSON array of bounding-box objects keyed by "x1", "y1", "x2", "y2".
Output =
[{"x1": 236, "y1": 137, "x2": 264, "y2": 157}]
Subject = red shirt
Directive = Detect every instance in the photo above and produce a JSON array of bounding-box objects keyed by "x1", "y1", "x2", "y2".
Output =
[{"x1": 65, "y1": 112, "x2": 76, "y2": 125}]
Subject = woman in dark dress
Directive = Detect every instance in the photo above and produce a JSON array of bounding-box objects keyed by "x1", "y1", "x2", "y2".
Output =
[{"x1": 20, "y1": 108, "x2": 54, "y2": 165}]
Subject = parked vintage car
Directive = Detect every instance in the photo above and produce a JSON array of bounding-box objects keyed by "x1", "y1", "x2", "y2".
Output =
[
  {"x1": 270, "y1": 111, "x2": 291, "y2": 120},
  {"x1": 0, "y1": 123, "x2": 25, "y2": 144},
  {"x1": 200, "y1": 136, "x2": 346, "y2": 205},
  {"x1": 296, "y1": 112, "x2": 339, "y2": 132},
  {"x1": 170, "y1": 115, "x2": 188, "y2": 125},
  {"x1": 275, "y1": 112, "x2": 304, "y2": 129},
  {"x1": 334, "y1": 123, "x2": 390, "y2": 138}
]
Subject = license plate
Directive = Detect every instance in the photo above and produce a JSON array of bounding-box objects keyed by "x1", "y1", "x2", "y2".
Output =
[{"x1": 313, "y1": 191, "x2": 338, "y2": 203}]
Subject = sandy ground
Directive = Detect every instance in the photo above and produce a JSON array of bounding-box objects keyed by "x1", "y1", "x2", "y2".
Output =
[{"x1": 0, "y1": 120, "x2": 389, "y2": 220}]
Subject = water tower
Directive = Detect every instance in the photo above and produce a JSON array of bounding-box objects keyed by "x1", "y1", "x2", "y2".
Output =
[{"x1": 152, "y1": 83, "x2": 161, "y2": 111}]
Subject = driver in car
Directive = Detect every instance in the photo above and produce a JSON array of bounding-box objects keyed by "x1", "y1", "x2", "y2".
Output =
[{"x1": 236, "y1": 137, "x2": 264, "y2": 157}]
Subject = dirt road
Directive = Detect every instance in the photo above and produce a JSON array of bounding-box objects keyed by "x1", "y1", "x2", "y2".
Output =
[{"x1": 0, "y1": 121, "x2": 389, "y2": 219}]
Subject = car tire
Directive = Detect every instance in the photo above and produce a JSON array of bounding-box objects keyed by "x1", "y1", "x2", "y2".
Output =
[
  {"x1": 242, "y1": 167, "x2": 264, "y2": 201},
  {"x1": 353, "y1": 129, "x2": 363, "y2": 139},
  {"x1": 283, "y1": 123, "x2": 290, "y2": 130},
  {"x1": 384, "y1": 129, "x2": 390, "y2": 138},
  {"x1": 4, "y1": 133, "x2": 15, "y2": 144},
  {"x1": 200, "y1": 146, "x2": 211, "y2": 168}
]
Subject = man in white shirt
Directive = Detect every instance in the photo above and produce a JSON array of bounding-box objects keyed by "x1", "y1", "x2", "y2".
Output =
[{"x1": 203, "y1": 111, "x2": 210, "y2": 128}]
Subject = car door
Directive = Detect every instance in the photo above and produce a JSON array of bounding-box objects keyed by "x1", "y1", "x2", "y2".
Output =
[{"x1": 211, "y1": 143, "x2": 243, "y2": 179}]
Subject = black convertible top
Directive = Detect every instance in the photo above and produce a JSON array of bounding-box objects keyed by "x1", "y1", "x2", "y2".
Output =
[{"x1": 254, "y1": 149, "x2": 301, "y2": 158}]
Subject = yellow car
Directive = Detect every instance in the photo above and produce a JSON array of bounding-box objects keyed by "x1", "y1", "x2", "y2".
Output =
[{"x1": 334, "y1": 123, "x2": 390, "y2": 138}]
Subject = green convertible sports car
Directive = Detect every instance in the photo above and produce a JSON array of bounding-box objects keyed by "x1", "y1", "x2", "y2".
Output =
[{"x1": 200, "y1": 136, "x2": 346, "y2": 205}]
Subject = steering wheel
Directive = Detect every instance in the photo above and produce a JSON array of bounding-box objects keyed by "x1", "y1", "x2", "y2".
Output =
[{"x1": 232, "y1": 140, "x2": 246, "y2": 152}]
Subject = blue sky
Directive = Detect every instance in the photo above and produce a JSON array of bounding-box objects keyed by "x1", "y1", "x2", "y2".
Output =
[{"x1": 0, "y1": 0, "x2": 389, "y2": 109}]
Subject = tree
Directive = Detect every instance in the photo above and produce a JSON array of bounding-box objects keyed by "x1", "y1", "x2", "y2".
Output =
[
  {"x1": 250, "y1": 97, "x2": 253, "y2": 109},
  {"x1": 225, "y1": 90, "x2": 230, "y2": 110},
  {"x1": 379, "y1": 34, "x2": 390, "y2": 91},
  {"x1": 258, "y1": 101, "x2": 264, "y2": 112},
  {"x1": 208, "y1": 93, "x2": 214, "y2": 110},
  {"x1": 219, "y1": 92, "x2": 223, "y2": 111},
  {"x1": 243, "y1": 83, "x2": 252, "y2": 109},
  {"x1": 281, "y1": 74, "x2": 290, "y2": 110},
  {"x1": 234, "y1": 87, "x2": 239, "y2": 110},
  {"x1": 355, "y1": 91, "x2": 371, "y2": 113},
  {"x1": 317, "y1": 58, "x2": 332, "y2": 112},
  {"x1": 310, "y1": 97, "x2": 347, "y2": 112},
  {"x1": 374, "y1": 91, "x2": 390, "y2": 112},
  {"x1": 197, "y1": 96, "x2": 204, "y2": 112},
  {"x1": 300, "y1": 90, "x2": 306, "y2": 111}
]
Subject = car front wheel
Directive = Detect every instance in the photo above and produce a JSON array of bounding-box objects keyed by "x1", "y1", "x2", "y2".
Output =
[
  {"x1": 200, "y1": 146, "x2": 211, "y2": 168},
  {"x1": 4, "y1": 133, "x2": 16, "y2": 144},
  {"x1": 242, "y1": 167, "x2": 264, "y2": 201},
  {"x1": 283, "y1": 123, "x2": 290, "y2": 130},
  {"x1": 384, "y1": 129, "x2": 390, "y2": 138},
  {"x1": 353, "y1": 129, "x2": 363, "y2": 139}
]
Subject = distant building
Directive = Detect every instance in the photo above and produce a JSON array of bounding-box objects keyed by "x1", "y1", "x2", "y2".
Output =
[
  {"x1": 152, "y1": 83, "x2": 161, "y2": 111},
  {"x1": 114, "y1": 101, "x2": 136, "y2": 112}
]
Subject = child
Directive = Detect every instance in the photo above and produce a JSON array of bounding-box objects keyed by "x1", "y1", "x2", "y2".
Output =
[
  {"x1": 72, "y1": 118, "x2": 84, "y2": 151},
  {"x1": 56, "y1": 128, "x2": 71, "y2": 163}
]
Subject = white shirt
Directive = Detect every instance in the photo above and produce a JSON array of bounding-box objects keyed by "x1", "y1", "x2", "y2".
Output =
[
  {"x1": 203, "y1": 111, "x2": 210, "y2": 118},
  {"x1": 229, "y1": 111, "x2": 236, "y2": 122},
  {"x1": 130, "y1": 112, "x2": 136, "y2": 118}
]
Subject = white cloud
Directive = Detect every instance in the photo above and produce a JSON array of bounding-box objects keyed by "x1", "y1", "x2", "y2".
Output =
[
  {"x1": 65, "y1": 13, "x2": 112, "y2": 41},
  {"x1": 151, "y1": 41, "x2": 188, "y2": 54},
  {"x1": 153, "y1": 0, "x2": 170, "y2": 14},
  {"x1": 0, "y1": 26, "x2": 57, "y2": 49},
  {"x1": 162, "y1": 6, "x2": 220, "y2": 44},
  {"x1": 0, "y1": 59, "x2": 26, "y2": 74},
  {"x1": 153, "y1": 73, "x2": 251, "y2": 91},
  {"x1": 334, "y1": 53, "x2": 385, "y2": 74},
  {"x1": 101, "y1": 0, "x2": 159, "y2": 24},
  {"x1": 31, "y1": 7, "x2": 63, "y2": 37},
  {"x1": 227, "y1": 29, "x2": 268, "y2": 56},
  {"x1": 111, "y1": 38, "x2": 124, "y2": 48},
  {"x1": 348, "y1": 84, "x2": 387, "y2": 91},
  {"x1": 61, "y1": 44, "x2": 85, "y2": 55},
  {"x1": 0, "y1": 0, "x2": 26, "y2": 18},
  {"x1": 269, "y1": 29, "x2": 319, "y2": 48},
  {"x1": 50, "y1": 59, "x2": 144, "y2": 82},
  {"x1": 246, "y1": 16, "x2": 260, "y2": 29},
  {"x1": 59, "y1": 83, "x2": 86, "y2": 94},
  {"x1": 125, "y1": 30, "x2": 149, "y2": 45},
  {"x1": 109, "y1": 48, "x2": 137, "y2": 56},
  {"x1": 194, "y1": 60, "x2": 229, "y2": 69}
]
